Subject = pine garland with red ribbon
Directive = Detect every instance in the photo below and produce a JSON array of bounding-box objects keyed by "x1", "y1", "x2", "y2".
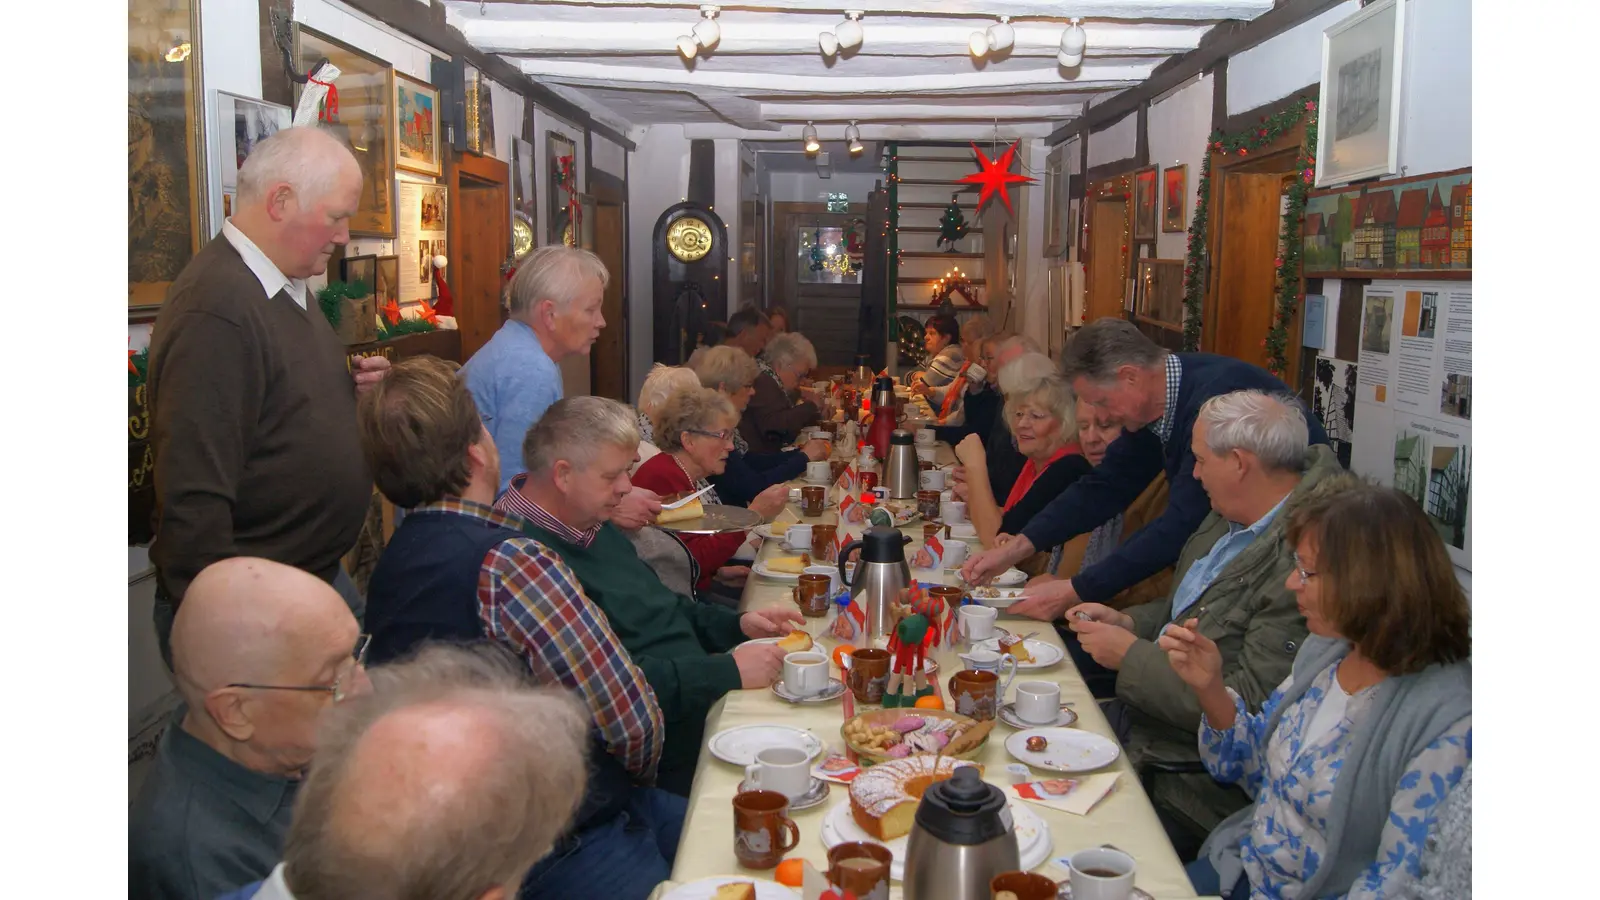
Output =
[
  {"x1": 556, "y1": 154, "x2": 580, "y2": 245},
  {"x1": 1180, "y1": 97, "x2": 1319, "y2": 378}
]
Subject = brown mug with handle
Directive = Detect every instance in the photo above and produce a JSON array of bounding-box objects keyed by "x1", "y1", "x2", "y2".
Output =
[{"x1": 732, "y1": 789, "x2": 800, "y2": 869}]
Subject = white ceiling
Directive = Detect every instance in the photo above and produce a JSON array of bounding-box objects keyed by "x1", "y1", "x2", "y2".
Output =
[{"x1": 444, "y1": 0, "x2": 1274, "y2": 141}]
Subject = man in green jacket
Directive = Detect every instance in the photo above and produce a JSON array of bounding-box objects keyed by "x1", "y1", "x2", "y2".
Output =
[
  {"x1": 494, "y1": 395, "x2": 803, "y2": 794},
  {"x1": 1066, "y1": 389, "x2": 1353, "y2": 853}
]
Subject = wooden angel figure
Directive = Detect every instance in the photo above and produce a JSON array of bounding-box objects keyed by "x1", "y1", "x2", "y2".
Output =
[{"x1": 881, "y1": 590, "x2": 936, "y2": 708}]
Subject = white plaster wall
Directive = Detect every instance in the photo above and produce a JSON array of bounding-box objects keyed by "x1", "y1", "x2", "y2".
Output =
[
  {"x1": 201, "y1": 0, "x2": 264, "y2": 234},
  {"x1": 1148, "y1": 73, "x2": 1214, "y2": 260},
  {"x1": 767, "y1": 171, "x2": 883, "y2": 204},
  {"x1": 487, "y1": 78, "x2": 524, "y2": 164},
  {"x1": 714, "y1": 139, "x2": 743, "y2": 311},
  {"x1": 626, "y1": 125, "x2": 693, "y2": 400},
  {"x1": 593, "y1": 133, "x2": 627, "y2": 179},
  {"x1": 1395, "y1": 0, "x2": 1470, "y2": 176},
  {"x1": 1016, "y1": 138, "x2": 1049, "y2": 338},
  {"x1": 1088, "y1": 111, "x2": 1138, "y2": 168},
  {"x1": 1228, "y1": 0, "x2": 1361, "y2": 115}
]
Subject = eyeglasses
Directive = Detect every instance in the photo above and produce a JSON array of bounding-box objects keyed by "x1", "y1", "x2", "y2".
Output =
[
  {"x1": 227, "y1": 634, "x2": 372, "y2": 704},
  {"x1": 1292, "y1": 552, "x2": 1318, "y2": 583},
  {"x1": 688, "y1": 428, "x2": 734, "y2": 443}
]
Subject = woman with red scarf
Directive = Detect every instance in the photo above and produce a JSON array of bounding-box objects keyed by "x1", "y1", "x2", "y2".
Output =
[{"x1": 953, "y1": 370, "x2": 1091, "y2": 562}]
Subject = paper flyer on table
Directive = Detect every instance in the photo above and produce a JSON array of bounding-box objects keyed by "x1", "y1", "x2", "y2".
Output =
[{"x1": 1007, "y1": 772, "x2": 1119, "y2": 816}]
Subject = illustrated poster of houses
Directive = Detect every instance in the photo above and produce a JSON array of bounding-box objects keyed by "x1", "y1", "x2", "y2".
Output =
[
  {"x1": 1302, "y1": 167, "x2": 1470, "y2": 278},
  {"x1": 1312, "y1": 357, "x2": 1357, "y2": 468}
]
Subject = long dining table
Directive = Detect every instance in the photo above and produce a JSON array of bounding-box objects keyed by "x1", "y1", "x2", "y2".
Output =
[{"x1": 649, "y1": 441, "x2": 1208, "y2": 899}]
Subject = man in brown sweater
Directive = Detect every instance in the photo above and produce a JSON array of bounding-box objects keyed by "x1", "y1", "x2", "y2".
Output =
[{"x1": 148, "y1": 126, "x2": 390, "y2": 667}]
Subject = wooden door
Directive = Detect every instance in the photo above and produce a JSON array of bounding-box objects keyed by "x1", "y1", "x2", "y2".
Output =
[
  {"x1": 1087, "y1": 198, "x2": 1130, "y2": 323},
  {"x1": 591, "y1": 201, "x2": 627, "y2": 400},
  {"x1": 1211, "y1": 172, "x2": 1287, "y2": 369},
  {"x1": 449, "y1": 154, "x2": 510, "y2": 362}
]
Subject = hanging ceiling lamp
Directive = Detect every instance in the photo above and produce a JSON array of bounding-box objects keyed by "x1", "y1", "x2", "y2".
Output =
[
  {"x1": 846, "y1": 122, "x2": 864, "y2": 155},
  {"x1": 678, "y1": 5, "x2": 721, "y2": 59},
  {"x1": 802, "y1": 122, "x2": 821, "y2": 154},
  {"x1": 1058, "y1": 18, "x2": 1087, "y2": 68}
]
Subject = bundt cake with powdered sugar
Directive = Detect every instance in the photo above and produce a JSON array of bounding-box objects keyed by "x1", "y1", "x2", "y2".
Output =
[{"x1": 847, "y1": 754, "x2": 981, "y2": 841}]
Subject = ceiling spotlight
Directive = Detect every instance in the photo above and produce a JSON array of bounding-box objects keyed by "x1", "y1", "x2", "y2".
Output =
[
  {"x1": 679, "y1": 6, "x2": 720, "y2": 59},
  {"x1": 846, "y1": 122, "x2": 864, "y2": 155},
  {"x1": 677, "y1": 35, "x2": 699, "y2": 59},
  {"x1": 819, "y1": 31, "x2": 839, "y2": 56},
  {"x1": 986, "y1": 17, "x2": 1015, "y2": 53},
  {"x1": 1058, "y1": 18, "x2": 1087, "y2": 68},
  {"x1": 835, "y1": 11, "x2": 865, "y2": 50},
  {"x1": 802, "y1": 122, "x2": 821, "y2": 154},
  {"x1": 968, "y1": 30, "x2": 989, "y2": 59}
]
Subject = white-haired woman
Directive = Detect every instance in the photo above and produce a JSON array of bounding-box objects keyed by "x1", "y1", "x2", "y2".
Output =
[
  {"x1": 953, "y1": 371, "x2": 1092, "y2": 554},
  {"x1": 633, "y1": 363, "x2": 701, "y2": 472},
  {"x1": 741, "y1": 332, "x2": 822, "y2": 454},
  {"x1": 691, "y1": 346, "x2": 830, "y2": 507}
]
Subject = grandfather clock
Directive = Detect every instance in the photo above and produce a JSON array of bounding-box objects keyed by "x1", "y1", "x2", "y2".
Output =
[{"x1": 652, "y1": 201, "x2": 728, "y2": 365}]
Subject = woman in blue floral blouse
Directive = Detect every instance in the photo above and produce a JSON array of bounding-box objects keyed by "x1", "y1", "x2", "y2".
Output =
[{"x1": 1159, "y1": 483, "x2": 1471, "y2": 899}]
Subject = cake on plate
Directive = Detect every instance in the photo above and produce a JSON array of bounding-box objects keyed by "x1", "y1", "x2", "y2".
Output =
[
  {"x1": 765, "y1": 554, "x2": 811, "y2": 575},
  {"x1": 712, "y1": 883, "x2": 755, "y2": 900},
  {"x1": 847, "y1": 754, "x2": 978, "y2": 841},
  {"x1": 776, "y1": 630, "x2": 813, "y2": 653},
  {"x1": 656, "y1": 497, "x2": 704, "y2": 524},
  {"x1": 997, "y1": 633, "x2": 1034, "y2": 664}
]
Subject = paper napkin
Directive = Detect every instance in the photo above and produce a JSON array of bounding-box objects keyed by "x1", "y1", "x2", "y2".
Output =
[{"x1": 1006, "y1": 772, "x2": 1120, "y2": 816}]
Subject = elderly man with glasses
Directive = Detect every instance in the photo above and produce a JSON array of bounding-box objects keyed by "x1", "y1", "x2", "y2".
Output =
[{"x1": 130, "y1": 557, "x2": 370, "y2": 900}]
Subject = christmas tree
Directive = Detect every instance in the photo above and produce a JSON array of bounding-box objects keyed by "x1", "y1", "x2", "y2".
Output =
[{"x1": 936, "y1": 196, "x2": 968, "y2": 251}]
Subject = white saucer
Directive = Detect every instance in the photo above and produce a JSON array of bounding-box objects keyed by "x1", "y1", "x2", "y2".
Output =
[
  {"x1": 972, "y1": 637, "x2": 1066, "y2": 669},
  {"x1": 993, "y1": 567, "x2": 1027, "y2": 587},
  {"x1": 736, "y1": 776, "x2": 831, "y2": 811},
  {"x1": 707, "y1": 724, "x2": 823, "y2": 768},
  {"x1": 772, "y1": 677, "x2": 847, "y2": 704},
  {"x1": 998, "y1": 702, "x2": 1079, "y2": 729}
]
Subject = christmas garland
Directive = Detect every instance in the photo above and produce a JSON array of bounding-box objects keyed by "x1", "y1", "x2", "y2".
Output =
[{"x1": 1180, "y1": 97, "x2": 1319, "y2": 378}]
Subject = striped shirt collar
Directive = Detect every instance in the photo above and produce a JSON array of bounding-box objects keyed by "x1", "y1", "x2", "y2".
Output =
[
  {"x1": 495, "y1": 474, "x2": 602, "y2": 548},
  {"x1": 1151, "y1": 353, "x2": 1182, "y2": 444}
]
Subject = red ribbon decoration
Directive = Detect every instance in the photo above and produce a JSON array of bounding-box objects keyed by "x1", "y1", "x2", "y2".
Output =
[{"x1": 307, "y1": 74, "x2": 339, "y2": 123}]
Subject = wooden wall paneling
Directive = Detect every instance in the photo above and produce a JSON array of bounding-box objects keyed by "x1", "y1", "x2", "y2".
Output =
[{"x1": 448, "y1": 151, "x2": 510, "y2": 361}]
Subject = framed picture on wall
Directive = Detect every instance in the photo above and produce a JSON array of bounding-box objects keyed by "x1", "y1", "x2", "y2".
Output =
[
  {"x1": 216, "y1": 92, "x2": 290, "y2": 192},
  {"x1": 294, "y1": 26, "x2": 396, "y2": 237},
  {"x1": 548, "y1": 132, "x2": 578, "y2": 245},
  {"x1": 1161, "y1": 165, "x2": 1187, "y2": 233},
  {"x1": 393, "y1": 73, "x2": 441, "y2": 176},
  {"x1": 465, "y1": 67, "x2": 497, "y2": 157},
  {"x1": 1315, "y1": 0, "x2": 1406, "y2": 187},
  {"x1": 341, "y1": 254, "x2": 377, "y2": 295},
  {"x1": 374, "y1": 255, "x2": 399, "y2": 308},
  {"x1": 1132, "y1": 166, "x2": 1158, "y2": 240}
]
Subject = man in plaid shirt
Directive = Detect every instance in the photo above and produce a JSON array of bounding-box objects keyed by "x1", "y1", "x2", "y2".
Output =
[{"x1": 359, "y1": 357, "x2": 685, "y2": 900}]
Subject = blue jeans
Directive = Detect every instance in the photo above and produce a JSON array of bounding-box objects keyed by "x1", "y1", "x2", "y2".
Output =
[
  {"x1": 521, "y1": 788, "x2": 686, "y2": 900},
  {"x1": 1186, "y1": 855, "x2": 1252, "y2": 898}
]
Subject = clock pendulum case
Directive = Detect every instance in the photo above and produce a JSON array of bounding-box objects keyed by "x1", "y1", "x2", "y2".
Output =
[{"x1": 651, "y1": 201, "x2": 728, "y2": 365}]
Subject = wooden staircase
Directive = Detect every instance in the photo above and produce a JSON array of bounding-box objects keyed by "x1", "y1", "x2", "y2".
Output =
[{"x1": 888, "y1": 143, "x2": 990, "y2": 322}]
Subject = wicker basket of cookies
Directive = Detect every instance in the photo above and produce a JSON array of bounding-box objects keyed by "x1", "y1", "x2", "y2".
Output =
[{"x1": 840, "y1": 709, "x2": 996, "y2": 765}]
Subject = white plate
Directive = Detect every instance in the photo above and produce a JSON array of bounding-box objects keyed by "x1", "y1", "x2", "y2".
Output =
[
  {"x1": 993, "y1": 567, "x2": 1027, "y2": 587},
  {"x1": 753, "y1": 523, "x2": 796, "y2": 541},
  {"x1": 707, "y1": 724, "x2": 824, "y2": 768},
  {"x1": 1005, "y1": 727, "x2": 1121, "y2": 773},
  {"x1": 752, "y1": 560, "x2": 804, "y2": 582},
  {"x1": 820, "y1": 797, "x2": 1051, "y2": 881},
  {"x1": 968, "y1": 587, "x2": 1026, "y2": 608},
  {"x1": 973, "y1": 638, "x2": 1065, "y2": 669},
  {"x1": 772, "y1": 677, "x2": 847, "y2": 704},
  {"x1": 660, "y1": 877, "x2": 799, "y2": 900}
]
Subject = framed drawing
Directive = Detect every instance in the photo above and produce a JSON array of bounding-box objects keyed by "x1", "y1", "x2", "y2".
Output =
[
  {"x1": 374, "y1": 255, "x2": 400, "y2": 309},
  {"x1": 340, "y1": 254, "x2": 377, "y2": 294},
  {"x1": 1315, "y1": 0, "x2": 1406, "y2": 187},
  {"x1": 294, "y1": 26, "x2": 396, "y2": 237},
  {"x1": 394, "y1": 73, "x2": 441, "y2": 177},
  {"x1": 465, "y1": 66, "x2": 497, "y2": 156},
  {"x1": 548, "y1": 132, "x2": 578, "y2": 245},
  {"x1": 129, "y1": 0, "x2": 210, "y2": 309},
  {"x1": 216, "y1": 92, "x2": 290, "y2": 192},
  {"x1": 512, "y1": 137, "x2": 535, "y2": 218},
  {"x1": 1161, "y1": 165, "x2": 1187, "y2": 233},
  {"x1": 1132, "y1": 166, "x2": 1158, "y2": 241}
]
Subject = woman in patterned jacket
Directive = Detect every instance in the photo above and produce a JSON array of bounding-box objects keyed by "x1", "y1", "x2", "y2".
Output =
[{"x1": 1159, "y1": 482, "x2": 1470, "y2": 899}]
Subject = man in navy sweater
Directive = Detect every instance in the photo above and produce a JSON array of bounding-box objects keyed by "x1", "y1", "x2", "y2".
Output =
[{"x1": 962, "y1": 318, "x2": 1328, "y2": 621}]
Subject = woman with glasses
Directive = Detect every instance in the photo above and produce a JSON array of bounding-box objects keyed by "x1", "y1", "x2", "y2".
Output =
[
  {"x1": 741, "y1": 332, "x2": 823, "y2": 454},
  {"x1": 1160, "y1": 483, "x2": 1471, "y2": 900},
  {"x1": 633, "y1": 387, "x2": 790, "y2": 594},
  {"x1": 952, "y1": 370, "x2": 1091, "y2": 565},
  {"x1": 691, "y1": 345, "x2": 830, "y2": 507}
]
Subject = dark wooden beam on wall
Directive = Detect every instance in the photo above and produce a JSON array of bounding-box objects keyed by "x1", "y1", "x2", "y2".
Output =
[
  {"x1": 332, "y1": 0, "x2": 635, "y2": 150},
  {"x1": 1047, "y1": 0, "x2": 1348, "y2": 144},
  {"x1": 1135, "y1": 101, "x2": 1150, "y2": 167},
  {"x1": 1211, "y1": 59, "x2": 1229, "y2": 132}
]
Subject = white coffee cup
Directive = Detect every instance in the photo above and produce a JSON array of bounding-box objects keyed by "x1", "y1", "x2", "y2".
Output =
[
  {"x1": 805, "y1": 460, "x2": 832, "y2": 484},
  {"x1": 942, "y1": 541, "x2": 969, "y2": 567},
  {"x1": 915, "y1": 428, "x2": 936, "y2": 446},
  {"x1": 744, "y1": 745, "x2": 813, "y2": 801},
  {"x1": 803, "y1": 564, "x2": 840, "y2": 597},
  {"x1": 1067, "y1": 847, "x2": 1137, "y2": 900},
  {"x1": 958, "y1": 605, "x2": 997, "y2": 641},
  {"x1": 919, "y1": 468, "x2": 947, "y2": 491},
  {"x1": 783, "y1": 650, "x2": 830, "y2": 698},
  {"x1": 1014, "y1": 680, "x2": 1062, "y2": 724},
  {"x1": 782, "y1": 523, "x2": 813, "y2": 552},
  {"x1": 916, "y1": 446, "x2": 937, "y2": 464},
  {"x1": 941, "y1": 500, "x2": 969, "y2": 524}
]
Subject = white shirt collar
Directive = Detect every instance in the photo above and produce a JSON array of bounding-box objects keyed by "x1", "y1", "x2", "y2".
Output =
[
  {"x1": 252, "y1": 863, "x2": 297, "y2": 900},
  {"x1": 221, "y1": 220, "x2": 308, "y2": 309}
]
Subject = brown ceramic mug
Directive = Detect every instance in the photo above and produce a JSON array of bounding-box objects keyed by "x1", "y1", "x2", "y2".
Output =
[
  {"x1": 848, "y1": 648, "x2": 892, "y2": 704},
  {"x1": 923, "y1": 521, "x2": 946, "y2": 542},
  {"x1": 828, "y1": 841, "x2": 893, "y2": 900},
  {"x1": 947, "y1": 669, "x2": 1000, "y2": 722},
  {"x1": 811, "y1": 522, "x2": 838, "y2": 560},
  {"x1": 929, "y1": 585, "x2": 965, "y2": 616},
  {"x1": 916, "y1": 490, "x2": 942, "y2": 521},
  {"x1": 731, "y1": 789, "x2": 800, "y2": 870},
  {"x1": 795, "y1": 573, "x2": 832, "y2": 617},
  {"x1": 801, "y1": 485, "x2": 826, "y2": 517},
  {"x1": 990, "y1": 870, "x2": 1061, "y2": 900}
]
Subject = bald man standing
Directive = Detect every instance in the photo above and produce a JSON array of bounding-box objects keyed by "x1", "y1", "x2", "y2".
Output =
[
  {"x1": 147, "y1": 126, "x2": 390, "y2": 669},
  {"x1": 130, "y1": 558, "x2": 371, "y2": 900}
]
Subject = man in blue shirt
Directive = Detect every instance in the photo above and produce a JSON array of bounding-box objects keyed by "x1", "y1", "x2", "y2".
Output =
[{"x1": 462, "y1": 245, "x2": 609, "y2": 494}]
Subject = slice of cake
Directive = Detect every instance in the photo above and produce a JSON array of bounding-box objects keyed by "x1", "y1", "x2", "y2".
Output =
[
  {"x1": 777, "y1": 630, "x2": 813, "y2": 653},
  {"x1": 713, "y1": 882, "x2": 755, "y2": 900},
  {"x1": 656, "y1": 497, "x2": 704, "y2": 524},
  {"x1": 998, "y1": 633, "x2": 1034, "y2": 664},
  {"x1": 766, "y1": 554, "x2": 810, "y2": 575}
]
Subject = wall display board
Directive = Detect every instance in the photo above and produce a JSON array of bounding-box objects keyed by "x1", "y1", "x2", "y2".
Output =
[
  {"x1": 1347, "y1": 280, "x2": 1471, "y2": 569},
  {"x1": 398, "y1": 181, "x2": 448, "y2": 304}
]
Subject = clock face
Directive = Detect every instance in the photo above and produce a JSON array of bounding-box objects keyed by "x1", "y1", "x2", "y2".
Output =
[
  {"x1": 512, "y1": 213, "x2": 534, "y2": 259},
  {"x1": 666, "y1": 215, "x2": 713, "y2": 262}
]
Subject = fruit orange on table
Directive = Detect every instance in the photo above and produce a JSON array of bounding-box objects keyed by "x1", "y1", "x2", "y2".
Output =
[
  {"x1": 831, "y1": 644, "x2": 856, "y2": 668},
  {"x1": 774, "y1": 857, "x2": 805, "y2": 887},
  {"x1": 914, "y1": 694, "x2": 945, "y2": 710}
]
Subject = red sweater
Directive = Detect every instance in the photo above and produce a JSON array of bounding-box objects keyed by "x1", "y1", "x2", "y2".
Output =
[{"x1": 632, "y1": 452, "x2": 746, "y2": 592}]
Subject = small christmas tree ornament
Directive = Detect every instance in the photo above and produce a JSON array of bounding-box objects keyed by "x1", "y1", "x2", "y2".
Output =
[{"x1": 936, "y1": 195, "x2": 969, "y2": 251}]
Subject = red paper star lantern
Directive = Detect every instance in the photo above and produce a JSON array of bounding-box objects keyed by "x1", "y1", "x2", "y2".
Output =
[
  {"x1": 381, "y1": 299, "x2": 402, "y2": 325},
  {"x1": 958, "y1": 141, "x2": 1034, "y2": 215}
]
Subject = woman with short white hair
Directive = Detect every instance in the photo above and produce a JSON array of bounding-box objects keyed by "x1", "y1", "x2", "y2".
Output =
[
  {"x1": 741, "y1": 332, "x2": 823, "y2": 454},
  {"x1": 633, "y1": 364, "x2": 701, "y2": 471},
  {"x1": 690, "y1": 346, "x2": 830, "y2": 507}
]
